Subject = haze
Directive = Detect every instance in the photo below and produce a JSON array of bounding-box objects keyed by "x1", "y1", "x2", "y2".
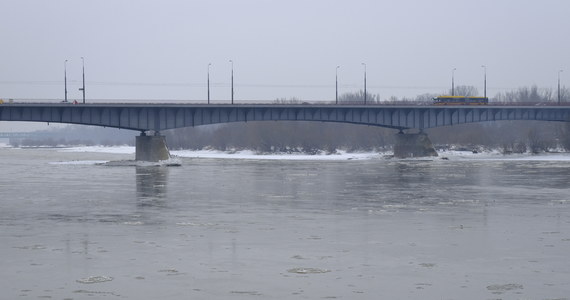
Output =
[{"x1": 1, "y1": 0, "x2": 569, "y2": 101}]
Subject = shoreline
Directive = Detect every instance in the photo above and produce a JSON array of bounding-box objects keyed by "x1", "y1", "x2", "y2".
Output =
[{"x1": 2, "y1": 144, "x2": 570, "y2": 162}]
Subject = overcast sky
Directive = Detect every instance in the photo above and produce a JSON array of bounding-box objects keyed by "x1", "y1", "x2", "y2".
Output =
[{"x1": 1, "y1": 0, "x2": 569, "y2": 102}]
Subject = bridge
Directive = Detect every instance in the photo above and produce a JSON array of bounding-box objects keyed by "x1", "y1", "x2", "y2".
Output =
[{"x1": 2, "y1": 103, "x2": 570, "y2": 160}]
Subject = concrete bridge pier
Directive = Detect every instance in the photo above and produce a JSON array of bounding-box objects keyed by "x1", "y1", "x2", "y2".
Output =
[
  {"x1": 393, "y1": 130, "x2": 438, "y2": 158},
  {"x1": 135, "y1": 131, "x2": 171, "y2": 162}
]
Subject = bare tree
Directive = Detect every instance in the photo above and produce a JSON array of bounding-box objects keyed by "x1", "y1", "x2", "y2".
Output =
[
  {"x1": 558, "y1": 87, "x2": 570, "y2": 103},
  {"x1": 415, "y1": 93, "x2": 440, "y2": 102},
  {"x1": 273, "y1": 97, "x2": 302, "y2": 104},
  {"x1": 495, "y1": 85, "x2": 553, "y2": 103},
  {"x1": 449, "y1": 85, "x2": 479, "y2": 97},
  {"x1": 338, "y1": 90, "x2": 381, "y2": 104}
]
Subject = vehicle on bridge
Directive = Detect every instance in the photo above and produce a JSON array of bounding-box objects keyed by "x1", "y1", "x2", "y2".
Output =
[{"x1": 433, "y1": 96, "x2": 489, "y2": 105}]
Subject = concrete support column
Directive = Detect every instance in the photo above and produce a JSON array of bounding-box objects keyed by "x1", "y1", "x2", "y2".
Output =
[
  {"x1": 135, "y1": 134, "x2": 170, "y2": 162},
  {"x1": 393, "y1": 132, "x2": 438, "y2": 158}
]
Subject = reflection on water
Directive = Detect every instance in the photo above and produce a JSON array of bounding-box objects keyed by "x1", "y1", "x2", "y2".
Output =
[{"x1": 135, "y1": 166, "x2": 169, "y2": 207}]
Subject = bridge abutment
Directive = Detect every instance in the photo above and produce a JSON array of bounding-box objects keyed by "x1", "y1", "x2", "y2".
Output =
[
  {"x1": 393, "y1": 132, "x2": 438, "y2": 158},
  {"x1": 135, "y1": 134, "x2": 170, "y2": 162}
]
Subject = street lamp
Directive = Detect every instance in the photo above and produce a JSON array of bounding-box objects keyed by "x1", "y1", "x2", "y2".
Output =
[
  {"x1": 559, "y1": 69, "x2": 564, "y2": 105},
  {"x1": 229, "y1": 60, "x2": 234, "y2": 104},
  {"x1": 451, "y1": 68, "x2": 456, "y2": 96},
  {"x1": 481, "y1": 65, "x2": 487, "y2": 98},
  {"x1": 79, "y1": 57, "x2": 85, "y2": 103},
  {"x1": 335, "y1": 66, "x2": 340, "y2": 104},
  {"x1": 362, "y1": 63, "x2": 367, "y2": 105},
  {"x1": 64, "y1": 60, "x2": 68, "y2": 102},
  {"x1": 207, "y1": 63, "x2": 211, "y2": 104}
]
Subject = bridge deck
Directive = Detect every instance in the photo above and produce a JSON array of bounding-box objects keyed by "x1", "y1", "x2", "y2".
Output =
[{"x1": 2, "y1": 103, "x2": 569, "y2": 132}]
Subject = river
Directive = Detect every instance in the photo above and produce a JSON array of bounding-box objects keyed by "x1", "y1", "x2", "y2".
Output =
[{"x1": 0, "y1": 146, "x2": 569, "y2": 299}]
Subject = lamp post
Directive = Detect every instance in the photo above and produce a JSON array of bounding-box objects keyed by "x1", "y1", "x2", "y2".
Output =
[
  {"x1": 362, "y1": 63, "x2": 367, "y2": 105},
  {"x1": 481, "y1": 65, "x2": 487, "y2": 98},
  {"x1": 79, "y1": 57, "x2": 85, "y2": 103},
  {"x1": 207, "y1": 63, "x2": 211, "y2": 104},
  {"x1": 451, "y1": 68, "x2": 456, "y2": 96},
  {"x1": 229, "y1": 60, "x2": 234, "y2": 104},
  {"x1": 64, "y1": 60, "x2": 68, "y2": 102},
  {"x1": 559, "y1": 69, "x2": 564, "y2": 105},
  {"x1": 335, "y1": 66, "x2": 340, "y2": 104}
]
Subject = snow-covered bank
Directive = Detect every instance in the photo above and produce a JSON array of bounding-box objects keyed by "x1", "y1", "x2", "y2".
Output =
[
  {"x1": 54, "y1": 146, "x2": 381, "y2": 161},
  {"x1": 58, "y1": 145, "x2": 136, "y2": 154},
  {"x1": 5, "y1": 145, "x2": 569, "y2": 162},
  {"x1": 48, "y1": 159, "x2": 182, "y2": 167},
  {"x1": 171, "y1": 149, "x2": 380, "y2": 161},
  {"x1": 438, "y1": 150, "x2": 570, "y2": 161},
  {"x1": 49, "y1": 160, "x2": 109, "y2": 165}
]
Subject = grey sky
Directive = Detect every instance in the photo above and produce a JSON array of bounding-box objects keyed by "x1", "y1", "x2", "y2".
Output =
[{"x1": 1, "y1": 0, "x2": 569, "y2": 102}]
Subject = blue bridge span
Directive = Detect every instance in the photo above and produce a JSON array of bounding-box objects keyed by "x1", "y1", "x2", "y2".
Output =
[
  {"x1": 1, "y1": 103, "x2": 569, "y2": 132},
  {"x1": 2, "y1": 103, "x2": 569, "y2": 160}
]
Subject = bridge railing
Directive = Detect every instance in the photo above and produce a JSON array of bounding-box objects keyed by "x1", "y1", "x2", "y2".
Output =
[{"x1": 2, "y1": 98, "x2": 570, "y2": 106}]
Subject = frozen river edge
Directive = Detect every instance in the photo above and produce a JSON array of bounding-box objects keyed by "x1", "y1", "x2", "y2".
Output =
[{"x1": 29, "y1": 145, "x2": 570, "y2": 162}]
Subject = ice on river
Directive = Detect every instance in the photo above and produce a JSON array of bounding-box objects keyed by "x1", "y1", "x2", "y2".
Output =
[
  {"x1": 57, "y1": 145, "x2": 570, "y2": 162},
  {"x1": 62, "y1": 146, "x2": 380, "y2": 160}
]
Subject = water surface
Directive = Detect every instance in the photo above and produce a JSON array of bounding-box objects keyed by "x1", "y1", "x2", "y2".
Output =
[{"x1": 1, "y1": 147, "x2": 569, "y2": 299}]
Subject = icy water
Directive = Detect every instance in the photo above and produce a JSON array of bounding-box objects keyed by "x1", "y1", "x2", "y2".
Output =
[{"x1": 1, "y1": 147, "x2": 570, "y2": 300}]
